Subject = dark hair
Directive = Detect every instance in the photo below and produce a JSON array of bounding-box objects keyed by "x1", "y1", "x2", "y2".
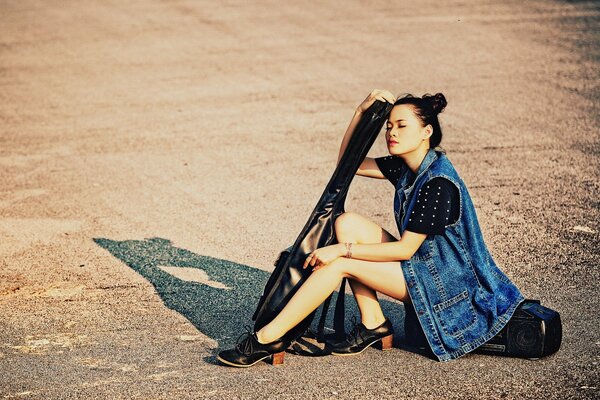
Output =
[{"x1": 393, "y1": 92, "x2": 447, "y2": 149}]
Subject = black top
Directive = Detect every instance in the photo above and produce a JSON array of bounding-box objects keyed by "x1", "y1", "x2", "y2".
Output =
[
  {"x1": 374, "y1": 155, "x2": 406, "y2": 187},
  {"x1": 374, "y1": 156, "x2": 460, "y2": 235}
]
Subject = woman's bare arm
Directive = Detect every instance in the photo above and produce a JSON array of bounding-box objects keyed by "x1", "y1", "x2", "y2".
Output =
[
  {"x1": 337, "y1": 90, "x2": 396, "y2": 179},
  {"x1": 356, "y1": 157, "x2": 386, "y2": 178},
  {"x1": 303, "y1": 230, "x2": 427, "y2": 270},
  {"x1": 343, "y1": 230, "x2": 427, "y2": 262},
  {"x1": 336, "y1": 110, "x2": 386, "y2": 179},
  {"x1": 337, "y1": 108, "x2": 363, "y2": 165}
]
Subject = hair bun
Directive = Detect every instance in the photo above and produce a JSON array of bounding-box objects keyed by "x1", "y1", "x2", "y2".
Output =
[
  {"x1": 432, "y1": 92, "x2": 447, "y2": 114},
  {"x1": 424, "y1": 92, "x2": 447, "y2": 114}
]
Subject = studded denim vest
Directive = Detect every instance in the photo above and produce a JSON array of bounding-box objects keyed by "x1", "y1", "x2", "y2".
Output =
[{"x1": 393, "y1": 149, "x2": 525, "y2": 362}]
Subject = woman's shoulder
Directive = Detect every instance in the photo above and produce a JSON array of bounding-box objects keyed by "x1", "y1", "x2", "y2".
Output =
[
  {"x1": 375, "y1": 154, "x2": 406, "y2": 165},
  {"x1": 419, "y1": 176, "x2": 459, "y2": 199},
  {"x1": 429, "y1": 152, "x2": 462, "y2": 182},
  {"x1": 374, "y1": 155, "x2": 407, "y2": 186}
]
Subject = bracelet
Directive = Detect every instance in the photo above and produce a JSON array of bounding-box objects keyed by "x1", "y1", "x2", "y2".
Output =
[{"x1": 344, "y1": 242, "x2": 353, "y2": 258}]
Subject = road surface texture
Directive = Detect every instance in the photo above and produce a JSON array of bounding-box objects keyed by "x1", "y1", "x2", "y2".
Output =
[{"x1": 1, "y1": 0, "x2": 598, "y2": 399}]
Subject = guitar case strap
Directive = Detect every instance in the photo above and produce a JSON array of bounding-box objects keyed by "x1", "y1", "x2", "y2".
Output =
[{"x1": 251, "y1": 100, "x2": 393, "y2": 346}]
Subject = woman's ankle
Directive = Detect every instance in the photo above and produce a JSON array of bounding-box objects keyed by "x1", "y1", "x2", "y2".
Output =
[
  {"x1": 256, "y1": 328, "x2": 278, "y2": 344},
  {"x1": 362, "y1": 316, "x2": 387, "y2": 330}
]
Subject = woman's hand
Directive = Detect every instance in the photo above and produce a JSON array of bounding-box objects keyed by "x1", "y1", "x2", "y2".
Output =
[
  {"x1": 303, "y1": 244, "x2": 344, "y2": 271},
  {"x1": 356, "y1": 89, "x2": 396, "y2": 114}
]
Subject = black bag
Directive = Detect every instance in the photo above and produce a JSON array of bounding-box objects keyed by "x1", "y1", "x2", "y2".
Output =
[
  {"x1": 473, "y1": 299, "x2": 562, "y2": 359},
  {"x1": 404, "y1": 298, "x2": 562, "y2": 360},
  {"x1": 251, "y1": 100, "x2": 394, "y2": 344}
]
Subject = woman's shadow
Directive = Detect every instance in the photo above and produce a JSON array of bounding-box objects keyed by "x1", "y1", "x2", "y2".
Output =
[{"x1": 93, "y1": 237, "x2": 433, "y2": 359}]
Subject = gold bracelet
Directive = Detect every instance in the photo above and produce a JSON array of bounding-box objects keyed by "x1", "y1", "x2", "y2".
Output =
[{"x1": 344, "y1": 242, "x2": 352, "y2": 258}]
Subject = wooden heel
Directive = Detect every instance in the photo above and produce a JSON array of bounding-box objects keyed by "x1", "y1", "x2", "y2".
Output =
[
  {"x1": 378, "y1": 334, "x2": 394, "y2": 351},
  {"x1": 270, "y1": 351, "x2": 285, "y2": 365}
]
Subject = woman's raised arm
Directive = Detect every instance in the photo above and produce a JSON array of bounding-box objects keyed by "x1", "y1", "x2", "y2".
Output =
[{"x1": 337, "y1": 90, "x2": 396, "y2": 178}]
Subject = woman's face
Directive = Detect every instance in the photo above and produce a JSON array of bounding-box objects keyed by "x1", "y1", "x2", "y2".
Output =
[{"x1": 385, "y1": 104, "x2": 432, "y2": 156}]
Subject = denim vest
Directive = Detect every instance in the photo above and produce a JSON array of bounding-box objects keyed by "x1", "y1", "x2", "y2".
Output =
[{"x1": 394, "y1": 149, "x2": 525, "y2": 362}]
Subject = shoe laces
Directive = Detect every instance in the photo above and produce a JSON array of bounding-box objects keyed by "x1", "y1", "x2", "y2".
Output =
[
  {"x1": 234, "y1": 324, "x2": 256, "y2": 356},
  {"x1": 345, "y1": 315, "x2": 366, "y2": 345}
]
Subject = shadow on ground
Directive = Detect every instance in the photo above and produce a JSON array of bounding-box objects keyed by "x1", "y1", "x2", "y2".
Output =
[{"x1": 93, "y1": 237, "x2": 431, "y2": 358}]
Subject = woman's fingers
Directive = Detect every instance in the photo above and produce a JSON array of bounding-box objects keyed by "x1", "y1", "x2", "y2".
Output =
[
  {"x1": 358, "y1": 89, "x2": 395, "y2": 113},
  {"x1": 303, "y1": 254, "x2": 310, "y2": 269},
  {"x1": 303, "y1": 252, "x2": 324, "y2": 270},
  {"x1": 311, "y1": 260, "x2": 324, "y2": 271},
  {"x1": 378, "y1": 89, "x2": 396, "y2": 103},
  {"x1": 303, "y1": 253, "x2": 317, "y2": 269},
  {"x1": 372, "y1": 89, "x2": 396, "y2": 104}
]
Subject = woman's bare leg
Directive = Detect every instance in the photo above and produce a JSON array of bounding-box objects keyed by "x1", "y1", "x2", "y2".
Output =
[
  {"x1": 256, "y1": 256, "x2": 409, "y2": 343},
  {"x1": 256, "y1": 212, "x2": 409, "y2": 344},
  {"x1": 335, "y1": 212, "x2": 400, "y2": 329}
]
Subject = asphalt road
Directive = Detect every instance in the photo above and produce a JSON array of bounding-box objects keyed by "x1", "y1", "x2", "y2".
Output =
[{"x1": 0, "y1": 0, "x2": 598, "y2": 399}]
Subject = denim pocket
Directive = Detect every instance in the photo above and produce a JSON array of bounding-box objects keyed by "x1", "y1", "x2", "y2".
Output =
[{"x1": 433, "y1": 290, "x2": 478, "y2": 336}]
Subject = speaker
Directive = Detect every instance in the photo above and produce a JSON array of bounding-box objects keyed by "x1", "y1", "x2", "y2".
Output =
[
  {"x1": 473, "y1": 299, "x2": 562, "y2": 359},
  {"x1": 404, "y1": 299, "x2": 562, "y2": 360}
]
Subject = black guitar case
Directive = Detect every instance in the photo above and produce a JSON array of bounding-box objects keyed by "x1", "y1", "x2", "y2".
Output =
[{"x1": 251, "y1": 100, "x2": 394, "y2": 345}]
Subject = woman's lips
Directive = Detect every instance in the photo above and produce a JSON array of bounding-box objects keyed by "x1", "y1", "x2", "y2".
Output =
[{"x1": 388, "y1": 141, "x2": 398, "y2": 145}]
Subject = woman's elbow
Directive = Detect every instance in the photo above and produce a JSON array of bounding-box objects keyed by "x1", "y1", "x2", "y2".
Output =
[
  {"x1": 394, "y1": 245, "x2": 416, "y2": 261},
  {"x1": 395, "y1": 235, "x2": 427, "y2": 260},
  {"x1": 397, "y1": 250, "x2": 416, "y2": 261}
]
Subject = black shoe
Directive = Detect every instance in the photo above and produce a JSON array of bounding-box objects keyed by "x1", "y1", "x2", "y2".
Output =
[
  {"x1": 330, "y1": 316, "x2": 394, "y2": 356},
  {"x1": 216, "y1": 325, "x2": 292, "y2": 368}
]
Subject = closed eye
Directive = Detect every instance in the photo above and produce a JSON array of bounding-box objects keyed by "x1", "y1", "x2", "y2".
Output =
[{"x1": 387, "y1": 125, "x2": 406, "y2": 129}]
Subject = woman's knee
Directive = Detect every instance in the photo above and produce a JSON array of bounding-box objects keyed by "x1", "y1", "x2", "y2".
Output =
[
  {"x1": 335, "y1": 212, "x2": 397, "y2": 244},
  {"x1": 334, "y1": 212, "x2": 360, "y2": 237},
  {"x1": 323, "y1": 257, "x2": 351, "y2": 279},
  {"x1": 342, "y1": 259, "x2": 409, "y2": 302}
]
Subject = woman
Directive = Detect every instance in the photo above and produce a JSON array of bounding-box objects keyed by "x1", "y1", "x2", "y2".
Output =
[{"x1": 217, "y1": 90, "x2": 525, "y2": 367}]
